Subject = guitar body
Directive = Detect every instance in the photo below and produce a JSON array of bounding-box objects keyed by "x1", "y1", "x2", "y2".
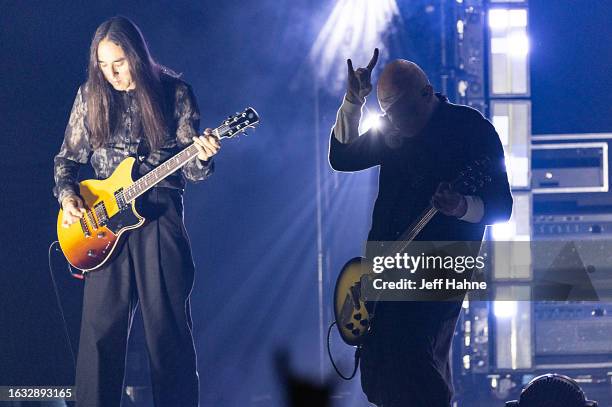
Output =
[
  {"x1": 57, "y1": 157, "x2": 144, "y2": 272},
  {"x1": 334, "y1": 256, "x2": 374, "y2": 346}
]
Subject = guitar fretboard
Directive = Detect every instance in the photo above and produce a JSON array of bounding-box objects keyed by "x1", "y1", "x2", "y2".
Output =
[
  {"x1": 386, "y1": 205, "x2": 439, "y2": 256},
  {"x1": 123, "y1": 123, "x2": 230, "y2": 202},
  {"x1": 380, "y1": 157, "x2": 490, "y2": 256}
]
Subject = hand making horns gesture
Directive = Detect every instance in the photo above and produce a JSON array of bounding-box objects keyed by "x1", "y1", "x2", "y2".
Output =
[{"x1": 346, "y1": 48, "x2": 379, "y2": 104}]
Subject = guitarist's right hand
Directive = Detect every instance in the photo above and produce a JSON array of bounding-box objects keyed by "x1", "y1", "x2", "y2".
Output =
[
  {"x1": 61, "y1": 195, "x2": 86, "y2": 228},
  {"x1": 346, "y1": 48, "x2": 379, "y2": 104}
]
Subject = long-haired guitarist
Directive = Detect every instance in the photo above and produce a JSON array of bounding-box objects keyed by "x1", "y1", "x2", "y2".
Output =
[
  {"x1": 53, "y1": 16, "x2": 219, "y2": 407},
  {"x1": 328, "y1": 49, "x2": 513, "y2": 407}
]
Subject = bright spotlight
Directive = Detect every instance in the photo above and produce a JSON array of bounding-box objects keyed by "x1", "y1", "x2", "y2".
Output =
[
  {"x1": 509, "y1": 9, "x2": 528, "y2": 27},
  {"x1": 492, "y1": 221, "x2": 516, "y2": 240},
  {"x1": 492, "y1": 115, "x2": 509, "y2": 144},
  {"x1": 491, "y1": 34, "x2": 529, "y2": 57},
  {"x1": 360, "y1": 113, "x2": 382, "y2": 133},
  {"x1": 488, "y1": 7, "x2": 530, "y2": 95},
  {"x1": 309, "y1": 0, "x2": 399, "y2": 92},
  {"x1": 508, "y1": 32, "x2": 529, "y2": 57},
  {"x1": 505, "y1": 156, "x2": 529, "y2": 189},
  {"x1": 489, "y1": 9, "x2": 509, "y2": 29},
  {"x1": 493, "y1": 301, "x2": 518, "y2": 318},
  {"x1": 489, "y1": 9, "x2": 527, "y2": 29}
]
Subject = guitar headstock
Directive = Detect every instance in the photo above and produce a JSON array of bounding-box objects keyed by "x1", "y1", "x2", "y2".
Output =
[
  {"x1": 452, "y1": 157, "x2": 493, "y2": 194},
  {"x1": 217, "y1": 107, "x2": 260, "y2": 139}
]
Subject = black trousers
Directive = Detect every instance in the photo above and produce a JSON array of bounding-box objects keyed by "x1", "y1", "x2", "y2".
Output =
[
  {"x1": 75, "y1": 188, "x2": 199, "y2": 407},
  {"x1": 360, "y1": 301, "x2": 461, "y2": 407}
]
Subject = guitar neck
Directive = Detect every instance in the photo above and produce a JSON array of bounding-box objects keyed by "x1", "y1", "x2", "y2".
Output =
[
  {"x1": 123, "y1": 125, "x2": 230, "y2": 203},
  {"x1": 386, "y1": 205, "x2": 439, "y2": 255},
  {"x1": 373, "y1": 157, "x2": 491, "y2": 258}
]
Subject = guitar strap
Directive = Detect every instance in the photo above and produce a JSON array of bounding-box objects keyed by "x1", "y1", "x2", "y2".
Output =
[
  {"x1": 135, "y1": 135, "x2": 151, "y2": 177},
  {"x1": 137, "y1": 137, "x2": 149, "y2": 160}
]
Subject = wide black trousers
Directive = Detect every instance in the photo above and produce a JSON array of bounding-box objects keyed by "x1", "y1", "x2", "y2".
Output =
[
  {"x1": 360, "y1": 301, "x2": 462, "y2": 407},
  {"x1": 75, "y1": 188, "x2": 199, "y2": 407}
]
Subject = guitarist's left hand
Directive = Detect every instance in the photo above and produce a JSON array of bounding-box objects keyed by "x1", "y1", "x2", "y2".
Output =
[
  {"x1": 193, "y1": 128, "x2": 220, "y2": 162},
  {"x1": 432, "y1": 182, "x2": 468, "y2": 218}
]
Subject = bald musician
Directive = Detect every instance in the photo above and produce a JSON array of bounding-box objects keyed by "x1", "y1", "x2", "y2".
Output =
[{"x1": 328, "y1": 49, "x2": 513, "y2": 406}]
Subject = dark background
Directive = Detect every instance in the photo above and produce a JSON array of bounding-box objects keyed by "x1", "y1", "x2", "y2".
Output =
[
  {"x1": 530, "y1": 0, "x2": 612, "y2": 134},
  {"x1": 1, "y1": 0, "x2": 611, "y2": 405}
]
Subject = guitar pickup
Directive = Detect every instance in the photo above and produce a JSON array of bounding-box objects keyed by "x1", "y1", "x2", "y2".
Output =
[{"x1": 94, "y1": 202, "x2": 109, "y2": 226}]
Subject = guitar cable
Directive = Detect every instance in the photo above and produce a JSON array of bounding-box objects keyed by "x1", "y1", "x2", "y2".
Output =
[
  {"x1": 326, "y1": 321, "x2": 360, "y2": 380},
  {"x1": 48, "y1": 240, "x2": 77, "y2": 371}
]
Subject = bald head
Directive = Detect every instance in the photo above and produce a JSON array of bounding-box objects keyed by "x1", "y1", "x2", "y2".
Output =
[{"x1": 377, "y1": 60, "x2": 431, "y2": 112}]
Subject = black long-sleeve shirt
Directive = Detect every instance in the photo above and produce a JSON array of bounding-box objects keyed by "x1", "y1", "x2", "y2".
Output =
[
  {"x1": 329, "y1": 94, "x2": 513, "y2": 242},
  {"x1": 53, "y1": 75, "x2": 213, "y2": 204}
]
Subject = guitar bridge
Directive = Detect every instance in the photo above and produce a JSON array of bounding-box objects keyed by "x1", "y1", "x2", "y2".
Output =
[{"x1": 79, "y1": 217, "x2": 91, "y2": 237}]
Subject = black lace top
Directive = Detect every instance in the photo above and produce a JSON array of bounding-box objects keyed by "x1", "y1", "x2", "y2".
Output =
[{"x1": 53, "y1": 75, "x2": 213, "y2": 204}]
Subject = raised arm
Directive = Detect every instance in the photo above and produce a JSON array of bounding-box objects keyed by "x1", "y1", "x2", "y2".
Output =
[{"x1": 328, "y1": 49, "x2": 385, "y2": 172}]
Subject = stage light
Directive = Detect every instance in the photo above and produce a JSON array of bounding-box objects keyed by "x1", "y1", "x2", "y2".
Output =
[
  {"x1": 491, "y1": 100, "x2": 531, "y2": 189},
  {"x1": 493, "y1": 301, "x2": 518, "y2": 318},
  {"x1": 490, "y1": 192, "x2": 532, "y2": 283},
  {"x1": 504, "y1": 156, "x2": 529, "y2": 188},
  {"x1": 489, "y1": 9, "x2": 509, "y2": 29},
  {"x1": 462, "y1": 354, "x2": 470, "y2": 369},
  {"x1": 492, "y1": 221, "x2": 517, "y2": 240},
  {"x1": 359, "y1": 113, "x2": 382, "y2": 133},
  {"x1": 490, "y1": 34, "x2": 529, "y2": 57},
  {"x1": 508, "y1": 32, "x2": 529, "y2": 57},
  {"x1": 493, "y1": 289, "x2": 532, "y2": 369},
  {"x1": 309, "y1": 0, "x2": 399, "y2": 91},
  {"x1": 492, "y1": 115, "x2": 509, "y2": 144},
  {"x1": 488, "y1": 7, "x2": 530, "y2": 95},
  {"x1": 509, "y1": 9, "x2": 527, "y2": 28},
  {"x1": 456, "y1": 19, "x2": 464, "y2": 36},
  {"x1": 489, "y1": 9, "x2": 527, "y2": 29},
  {"x1": 490, "y1": 37, "x2": 508, "y2": 54}
]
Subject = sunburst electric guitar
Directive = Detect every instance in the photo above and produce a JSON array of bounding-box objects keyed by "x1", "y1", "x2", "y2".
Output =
[
  {"x1": 57, "y1": 107, "x2": 259, "y2": 273},
  {"x1": 333, "y1": 158, "x2": 491, "y2": 346}
]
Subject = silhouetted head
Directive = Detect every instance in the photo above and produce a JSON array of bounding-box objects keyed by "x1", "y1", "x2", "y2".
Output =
[{"x1": 377, "y1": 59, "x2": 437, "y2": 135}]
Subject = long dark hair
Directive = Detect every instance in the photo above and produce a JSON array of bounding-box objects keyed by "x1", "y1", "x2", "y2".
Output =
[{"x1": 85, "y1": 16, "x2": 175, "y2": 150}]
